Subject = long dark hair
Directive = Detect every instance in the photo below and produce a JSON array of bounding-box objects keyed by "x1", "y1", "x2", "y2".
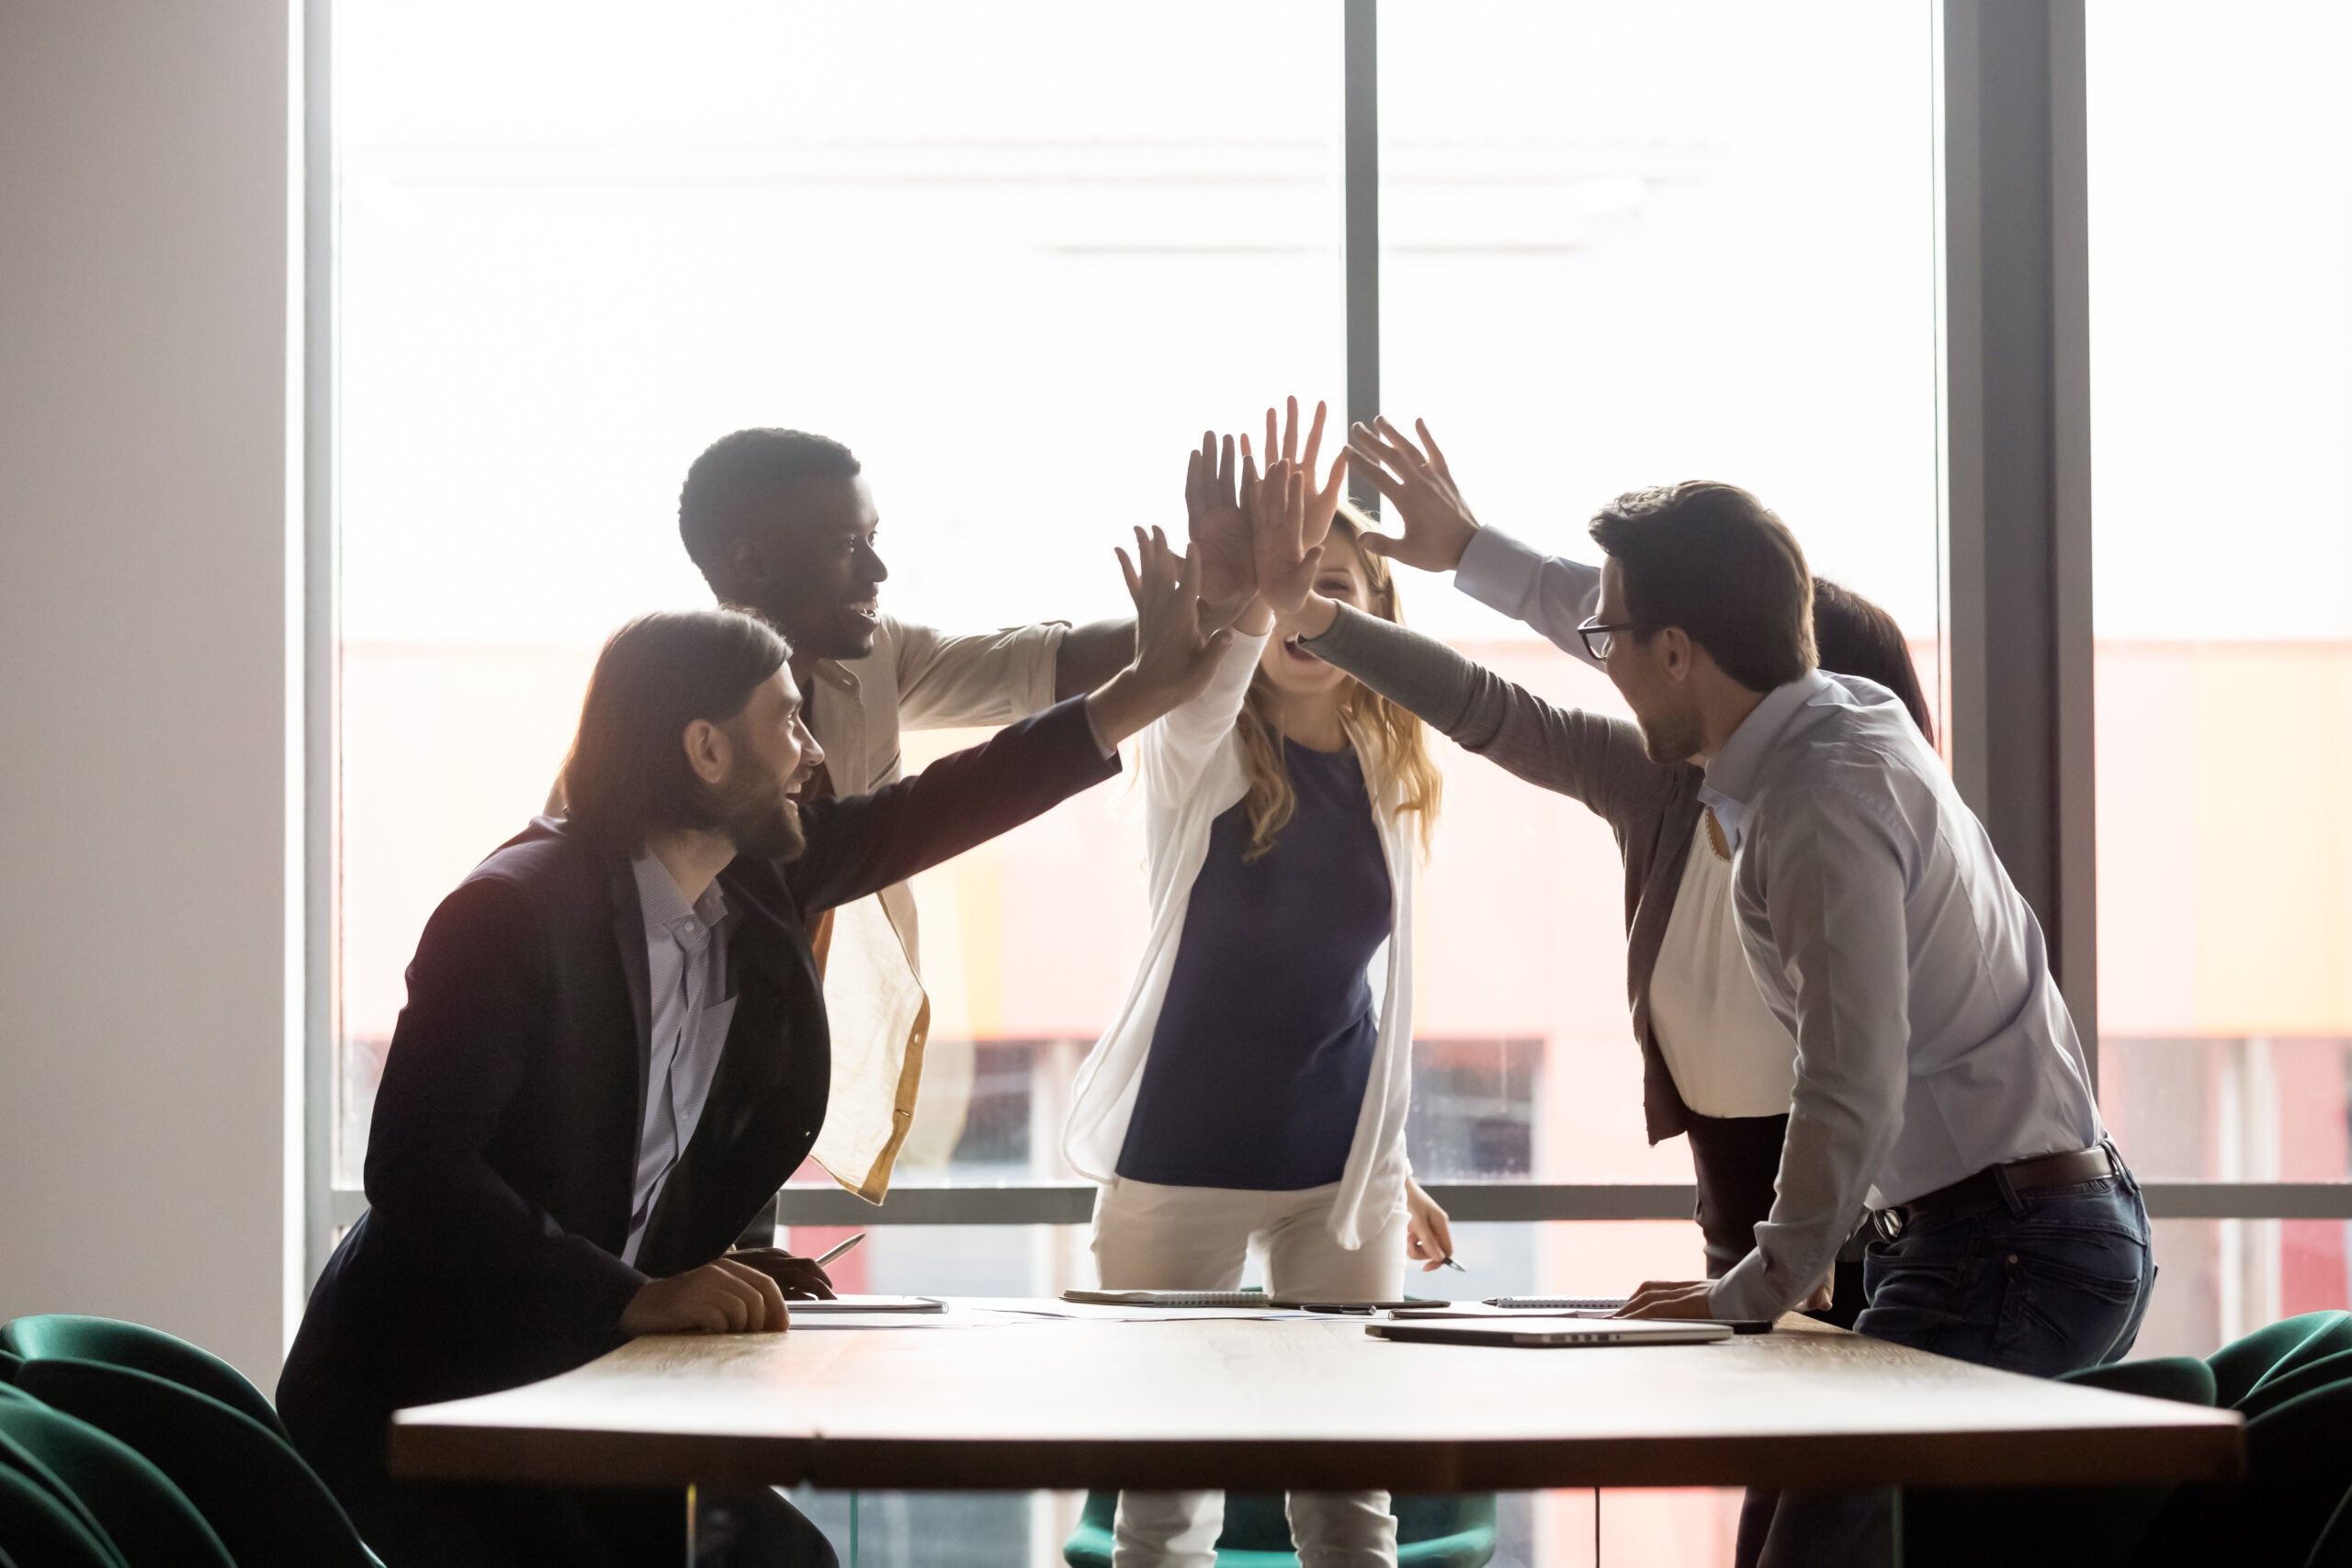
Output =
[
  {"x1": 560, "y1": 609, "x2": 791, "y2": 850},
  {"x1": 1811, "y1": 579, "x2": 1935, "y2": 747}
]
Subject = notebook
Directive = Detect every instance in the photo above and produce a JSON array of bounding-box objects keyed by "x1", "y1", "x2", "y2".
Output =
[{"x1": 1482, "y1": 1296, "x2": 1627, "y2": 1312}]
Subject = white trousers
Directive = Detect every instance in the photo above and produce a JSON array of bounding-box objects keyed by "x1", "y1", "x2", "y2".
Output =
[{"x1": 1092, "y1": 1178, "x2": 1407, "y2": 1568}]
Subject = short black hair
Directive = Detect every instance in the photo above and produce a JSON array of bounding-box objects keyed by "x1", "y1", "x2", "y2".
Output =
[
  {"x1": 678, "y1": 428, "x2": 863, "y2": 587},
  {"x1": 1587, "y1": 481, "x2": 1815, "y2": 693},
  {"x1": 1812, "y1": 578, "x2": 1936, "y2": 747},
  {"x1": 560, "y1": 609, "x2": 792, "y2": 851}
]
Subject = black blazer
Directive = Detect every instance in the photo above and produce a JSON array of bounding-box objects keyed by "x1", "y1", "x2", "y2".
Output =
[{"x1": 278, "y1": 697, "x2": 1116, "y2": 1489}]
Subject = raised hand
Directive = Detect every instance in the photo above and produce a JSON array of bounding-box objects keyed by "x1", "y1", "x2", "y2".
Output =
[
  {"x1": 1346, "y1": 415, "x2": 1482, "y2": 572},
  {"x1": 1249, "y1": 458, "x2": 1322, "y2": 622},
  {"x1": 1183, "y1": 431, "x2": 1254, "y2": 615},
  {"x1": 1082, "y1": 526, "x2": 1239, "y2": 749},
  {"x1": 1261, "y1": 396, "x2": 1351, "y2": 552}
]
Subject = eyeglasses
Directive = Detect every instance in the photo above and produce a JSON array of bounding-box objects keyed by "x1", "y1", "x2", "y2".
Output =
[{"x1": 1576, "y1": 617, "x2": 1636, "y2": 660}]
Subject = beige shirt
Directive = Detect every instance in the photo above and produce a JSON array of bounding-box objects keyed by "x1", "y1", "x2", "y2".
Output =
[{"x1": 800, "y1": 613, "x2": 1068, "y2": 1199}]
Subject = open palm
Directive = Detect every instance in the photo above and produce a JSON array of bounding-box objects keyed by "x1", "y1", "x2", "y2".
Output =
[
  {"x1": 1261, "y1": 396, "x2": 1350, "y2": 553},
  {"x1": 1249, "y1": 459, "x2": 1318, "y2": 617},
  {"x1": 1183, "y1": 432, "x2": 1254, "y2": 614}
]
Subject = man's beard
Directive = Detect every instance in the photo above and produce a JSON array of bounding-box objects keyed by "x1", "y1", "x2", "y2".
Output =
[
  {"x1": 1637, "y1": 704, "x2": 1705, "y2": 767},
  {"x1": 711, "y1": 760, "x2": 807, "y2": 861}
]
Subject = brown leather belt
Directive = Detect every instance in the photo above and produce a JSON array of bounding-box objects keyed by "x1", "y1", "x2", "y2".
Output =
[{"x1": 1871, "y1": 1144, "x2": 2120, "y2": 1241}]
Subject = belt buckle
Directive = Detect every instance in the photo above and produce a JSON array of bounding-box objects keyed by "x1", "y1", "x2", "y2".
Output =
[{"x1": 1871, "y1": 1207, "x2": 1905, "y2": 1242}]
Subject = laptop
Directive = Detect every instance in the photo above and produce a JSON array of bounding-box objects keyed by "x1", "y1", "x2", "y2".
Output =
[
  {"x1": 1365, "y1": 1316, "x2": 1733, "y2": 1348},
  {"x1": 786, "y1": 1295, "x2": 945, "y2": 1314}
]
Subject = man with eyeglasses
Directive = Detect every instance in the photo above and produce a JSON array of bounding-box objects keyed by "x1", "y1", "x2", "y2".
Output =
[{"x1": 1344, "y1": 422, "x2": 2151, "y2": 1568}]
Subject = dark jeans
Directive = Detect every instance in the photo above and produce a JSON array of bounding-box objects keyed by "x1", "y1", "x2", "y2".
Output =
[
  {"x1": 1685, "y1": 1111, "x2": 1865, "y2": 1328},
  {"x1": 1739, "y1": 1166, "x2": 2157, "y2": 1568}
]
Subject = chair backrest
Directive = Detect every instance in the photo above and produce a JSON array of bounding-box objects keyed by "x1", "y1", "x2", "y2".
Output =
[
  {"x1": 2208, "y1": 1311, "x2": 2352, "y2": 1409},
  {"x1": 0, "y1": 1459, "x2": 120, "y2": 1568},
  {"x1": 0, "y1": 1383, "x2": 233, "y2": 1568},
  {"x1": 2142, "y1": 1371, "x2": 2352, "y2": 1567},
  {"x1": 0, "y1": 1389, "x2": 128, "y2": 1567},
  {"x1": 0, "y1": 1316, "x2": 288, "y2": 1441},
  {"x1": 2240, "y1": 1348, "x2": 2352, "y2": 1422},
  {"x1": 2060, "y1": 1355, "x2": 2218, "y2": 1407},
  {"x1": 1394, "y1": 1493, "x2": 1498, "y2": 1566},
  {"x1": 15, "y1": 1358, "x2": 381, "y2": 1568},
  {"x1": 2304, "y1": 1480, "x2": 2352, "y2": 1568}
]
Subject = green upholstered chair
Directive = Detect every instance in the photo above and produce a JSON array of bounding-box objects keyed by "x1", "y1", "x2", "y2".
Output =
[
  {"x1": 2108, "y1": 1313, "x2": 2352, "y2": 1566},
  {"x1": 2135, "y1": 1371, "x2": 2352, "y2": 1568},
  {"x1": 0, "y1": 1316, "x2": 288, "y2": 1442},
  {"x1": 2206, "y1": 1311, "x2": 2352, "y2": 1411},
  {"x1": 2304, "y1": 1483, "x2": 2352, "y2": 1568},
  {"x1": 0, "y1": 1458, "x2": 119, "y2": 1568},
  {"x1": 2237, "y1": 1348, "x2": 2352, "y2": 1421},
  {"x1": 15, "y1": 1359, "x2": 383, "y2": 1568},
  {"x1": 0, "y1": 1383, "x2": 232, "y2": 1568},
  {"x1": 1901, "y1": 1356, "x2": 2220, "y2": 1568},
  {"x1": 1065, "y1": 1489, "x2": 1498, "y2": 1567}
]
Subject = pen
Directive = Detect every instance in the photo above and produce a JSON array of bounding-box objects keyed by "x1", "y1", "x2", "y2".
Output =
[
  {"x1": 813, "y1": 1232, "x2": 866, "y2": 1268},
  {"x1": 1440, "y1": 1256, "x2": 1466, "y2": 1272}
]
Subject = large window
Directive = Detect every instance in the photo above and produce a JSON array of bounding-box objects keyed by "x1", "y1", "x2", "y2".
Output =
[
  {"x1": 331, "y1": 0, "x2": 1344, "y2": 1187},
  {"x1": 2086, "y1": 0, "x2": 2352, "y2": 1357},
  {"x1": 322, "y1": 4, "x2": 2352, "y2": 1563}
]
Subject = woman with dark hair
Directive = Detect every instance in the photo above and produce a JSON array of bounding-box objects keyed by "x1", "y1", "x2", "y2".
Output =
[
  {"x1": 1810, "y1": 577, "x2": 1936, "y2": 747},
  {"x1": 1270, "y1": 421, "x2": 1939, "y2": 1310}
]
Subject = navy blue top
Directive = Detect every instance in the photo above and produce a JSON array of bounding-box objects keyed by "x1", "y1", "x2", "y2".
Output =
[{"x1": 1117, "y1": 738, "x2": 1394, "y2": 1190}]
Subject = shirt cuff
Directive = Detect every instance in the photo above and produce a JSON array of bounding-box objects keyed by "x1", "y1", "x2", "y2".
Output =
[
  {"x1": 1453, "y1": 525, "x2": 1550, "y2": 617},
  {"x1": 1016, "y1": 620, "x2": 1072, "y2": 715},
  {"x1": 1081, "y1": 694, "x2": 1118, "y2": 760},
  {"x1": 1706, "y1": 1256, "x2": 1776, "y2": 1322}
]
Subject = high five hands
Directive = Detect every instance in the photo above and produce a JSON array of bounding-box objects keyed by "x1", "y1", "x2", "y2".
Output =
[
  {"x1": 1346, "y1": 416, "x2": 1483, "y2": 574},
  {"x1": 1184, "y1": 398, "x2": 1349, "y2": 637},
  {"x1": 1082, "y1": 526, "x2": 1238, "y2": 750},
  {"x1": 1248, "y1": 446, "x2": 1338, "y2": 638}
]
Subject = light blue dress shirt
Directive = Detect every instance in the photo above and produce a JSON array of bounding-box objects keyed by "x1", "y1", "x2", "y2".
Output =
[
  {"x1": 1453, "y1": 525, "x2": 1606, "y2": 672},
  {"x1": 624, "y1": 853, "x2": 741, "y2": 1267},
  {"x1": 1699, "y1": 671, "x2": 2104, "y2": 1319},
  {"x1": 1453, "y1": 525, "x2": 2105, "y2": 1317}
]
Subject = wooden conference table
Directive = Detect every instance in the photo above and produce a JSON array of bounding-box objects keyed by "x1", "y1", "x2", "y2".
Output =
[{"x1": 390, "y1": 1300, "x2": 2243, "y2": 1496}]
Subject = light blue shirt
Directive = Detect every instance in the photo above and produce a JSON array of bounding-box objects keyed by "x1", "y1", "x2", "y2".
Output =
[
  {"x1": 624, "y1": 853, "x2": 740, "y2": 1266},
  {"x1": 1699, "y1": 671, "x2": 2104, "y2": 1319},
  {"x1": 1453, "y1": 525, "x2": 1606, "y2": 672}
]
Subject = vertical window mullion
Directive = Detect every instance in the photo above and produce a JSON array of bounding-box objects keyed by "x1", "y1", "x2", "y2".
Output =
[{"x1": 1342, "y1": 0, "x2": 1379, "y2": 513}]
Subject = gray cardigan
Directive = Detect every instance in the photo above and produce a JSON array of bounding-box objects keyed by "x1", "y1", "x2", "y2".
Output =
[{"x1": 1304, "y1": 602, "x2": 1707, "y2": 1143}]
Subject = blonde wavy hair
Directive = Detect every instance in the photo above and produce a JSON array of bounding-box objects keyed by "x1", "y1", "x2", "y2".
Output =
[{"x1": 1233, "y1": 505, "x2": 1443, "y2": 862}]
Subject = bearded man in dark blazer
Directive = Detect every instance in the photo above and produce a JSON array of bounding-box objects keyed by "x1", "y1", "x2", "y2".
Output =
[{"x1": 281, "y1": 534, "x2": 1231, "y2": 1566}]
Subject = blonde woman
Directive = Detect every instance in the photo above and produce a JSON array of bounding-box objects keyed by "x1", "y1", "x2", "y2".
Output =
[{"x1": 1064, "y1": 405, "x2": 1450, "y2": 1568}]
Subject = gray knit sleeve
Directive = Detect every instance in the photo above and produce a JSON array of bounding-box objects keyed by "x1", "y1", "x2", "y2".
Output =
[{"x1": 1303, "y1": 603, "x2": 1676, "y2": 829}]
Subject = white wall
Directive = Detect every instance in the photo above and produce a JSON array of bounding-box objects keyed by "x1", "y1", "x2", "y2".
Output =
[{"x1": 0, "y1": 1, "x2": 299, "y2": 1384}]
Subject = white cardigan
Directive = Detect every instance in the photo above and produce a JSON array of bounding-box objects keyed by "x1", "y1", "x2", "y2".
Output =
[{"x1": 1060, "y1": 630, "x2": 1419, "y2": 1249}]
